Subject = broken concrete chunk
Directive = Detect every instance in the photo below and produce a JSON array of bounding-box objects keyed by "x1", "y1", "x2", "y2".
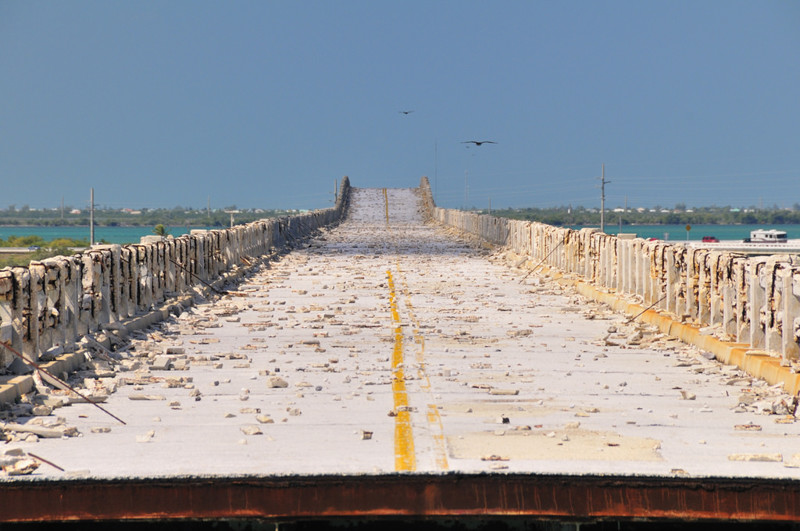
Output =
[
  {"x1": 136, "y1": 430, "x2": 156, "y2": 443},
  {"x1": 150, "y1": 356, "x2": 173, "y2": 371},
  {"x1": 129, "y1": 394, "x2": 166, "y2": 401},
  {"x1": 489, "y1": 389, "x2": 519, "y2": 396},
  {"x1": 734, "y1": 423, "x2": 762, "y2": 431},
  {"x1": 268, "y1": 376, "x2": 289, "y2": 388},
  {"x1": 31, "y1": 405, "x2": 53, "y2": 417},
  {"x1": 3, "y1": 458, "x2": 39, "y2": 476},
  {"x1": 1, "y1": 422, "x2": 79, "y2": 439},
  {"x1": 728, "y1": 453, "x2": 782, "y2": 462},
  {"x1": 784, "y1": 454, "x2": 800, "y2": 468},
  {"x1": 240, "y1": 425, "x2": 263, "y2": 436}
]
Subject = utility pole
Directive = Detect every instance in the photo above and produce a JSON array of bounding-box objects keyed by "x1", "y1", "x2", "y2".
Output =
[
  {"x1": 488, "y1": 197, "x2": 491, "y2": 216},
  {"x1": 89, "y1": 188, "x2": 95, "y2": 246},
  {"x1": 434, "y1": 140, "x2": 438, "y2": 200},
  {"x1": 464, "y1": 170, "x2": 469, "y2": 209},
  {"x1": 599, "y1": 164, "x2": 610, "y2": 233}
]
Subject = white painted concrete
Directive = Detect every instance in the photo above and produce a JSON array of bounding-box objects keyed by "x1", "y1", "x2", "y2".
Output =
[{"x1": 6, "y1": 187, "x2": 800, "y2": 481}]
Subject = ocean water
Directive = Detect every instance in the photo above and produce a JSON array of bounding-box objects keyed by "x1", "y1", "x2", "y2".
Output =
[
  {"x1": 0, "y1": 226, "x2": 212, "y2": 245},
  {"x1": 2, "y1": 223, "x2": 800, "y2": 245},
  {"x1": 576, "y1": 224, "x2": 800, "y2": 242}
]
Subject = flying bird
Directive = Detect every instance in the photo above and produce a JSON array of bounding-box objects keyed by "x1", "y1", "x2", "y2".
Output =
[
  {"x1": 398, "y1": 110, "x2": 414, "y2": 115},
  {"x1": 462, "y1": 140, "x2": 497, "y2": 146}
]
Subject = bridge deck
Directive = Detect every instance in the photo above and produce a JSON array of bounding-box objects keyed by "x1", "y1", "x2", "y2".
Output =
[{"x1": 3, "y1": 188, "x2": 800, "y2": 522}]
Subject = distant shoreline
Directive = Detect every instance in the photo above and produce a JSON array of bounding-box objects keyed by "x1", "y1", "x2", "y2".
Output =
[{"x1": 0, "y1": 224, "x2": 212, "y2": 228}]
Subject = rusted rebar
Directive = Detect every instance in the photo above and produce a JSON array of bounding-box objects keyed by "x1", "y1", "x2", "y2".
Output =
[{"x1": 0, "y1": 342, "x2": 126, "y2": 425}]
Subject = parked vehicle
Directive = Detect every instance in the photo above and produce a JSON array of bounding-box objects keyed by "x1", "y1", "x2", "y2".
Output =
[
  {"x1": 701, "y1": 236, "x2": 719, "y2": 243},
  {"x1": 744, "y1": 229, "x2": 788, "y2": 243}
]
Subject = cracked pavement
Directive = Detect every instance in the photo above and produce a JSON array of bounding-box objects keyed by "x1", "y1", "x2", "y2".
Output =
[{"x1": 4, "y1": 187, "x2": 800, "y2": 480}]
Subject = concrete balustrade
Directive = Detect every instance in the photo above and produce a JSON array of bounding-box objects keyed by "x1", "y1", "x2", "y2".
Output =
[
  {"x1": 419, "y1": 176, "x2": 800, "y2": 366},
  {"x1": 0, "y1": 177, "x2": 351, "y2": 371}
]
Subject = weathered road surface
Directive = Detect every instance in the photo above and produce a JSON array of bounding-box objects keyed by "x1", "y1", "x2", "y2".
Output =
[{"x1": 4, "y1": 188, "x2": 800, "y2": 521}]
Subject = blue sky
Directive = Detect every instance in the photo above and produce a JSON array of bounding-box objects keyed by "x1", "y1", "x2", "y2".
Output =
[{"x1": 1, "y1": 2, "x2": 799, "y2": 211}]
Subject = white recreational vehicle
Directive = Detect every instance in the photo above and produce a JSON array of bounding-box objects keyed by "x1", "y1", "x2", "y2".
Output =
[{"x1": 745, "y1": 229, "x2": 788, "y2": 243}]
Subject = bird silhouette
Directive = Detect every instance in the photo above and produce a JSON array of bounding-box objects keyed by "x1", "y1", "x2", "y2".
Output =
[
  {"x1": 399, "y1": 110, "x2": 414, "y2": 115},
  {"x1": 462, "y1": 140, "x2": 497, "y2": 146}
]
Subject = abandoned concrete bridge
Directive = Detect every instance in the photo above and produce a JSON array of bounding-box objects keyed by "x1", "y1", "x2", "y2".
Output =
[{"x1": 1, "y1": 178, "x2": 800, "y2": 527}]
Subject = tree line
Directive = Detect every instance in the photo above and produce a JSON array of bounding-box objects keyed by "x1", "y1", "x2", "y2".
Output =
[
  {"x1": 0, "y1": 206, "x2": 298, "y2": 228},
  {"x1": 489, "y1": 205, "x2": 800, "y2": 226}
]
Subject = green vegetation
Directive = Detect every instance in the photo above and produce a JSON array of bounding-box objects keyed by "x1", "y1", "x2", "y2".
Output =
[
  {"x1": 153, "y1": 224, "x2": 169, "y2": 237},
  {"x1": 0, "y1": 236, "x2": 90, "y2": 268},
  {"x1": 488, "y1": 204, "x2": 800, "y2": 227},
  {"x1": 0, "y1": 204, "x2": 305, "y2": 268},
  {"x1": 0, "y1": 205, "x2": 298, "y2": 228}
]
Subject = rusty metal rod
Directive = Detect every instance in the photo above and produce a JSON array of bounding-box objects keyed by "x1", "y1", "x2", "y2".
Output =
[
  {"x1": 520, "y1": 237, "x2": 566, "y2": 283},
  {"x1": 0, "y1": 341, "x2": 126, "y2": 425},
  {"x1": 169, "y1": 259, "x2": 228, "y2": 295},
  {"x1": 26, "y1": 452, "x2": 65, "y2": 472},
  {"x1": 627, "y1": 293, "x2": 668, "y2": 323}
]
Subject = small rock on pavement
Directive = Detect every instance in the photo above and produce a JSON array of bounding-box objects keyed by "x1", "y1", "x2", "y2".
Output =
[
  {"x1": 728, "y1": 453, "x2": 783, "y2": 462},
  {"x1": 136, "y1": 430, "x2": 156, "y2": 443},
  {"x1": 3, "y1": 458, "x2": 39, "y2": 476},
  {"x1": 489, "y1": 389, "x2": 519, "y2": 396},
  {"x1": 150, "y1": 356, "x2": 173, "y2": 371},
  {"x1": 784, "y1": 454, "x2": 800, "y2": 468},
  {"x1": 31, "y1": 405, "x2": 52, "y2": 416},
  {"x1": 240, "y1": 425, "x2": 263, "y2": 436},
  {"x1": 268, "y1": 376, "x2": 289, "y2": 388}
]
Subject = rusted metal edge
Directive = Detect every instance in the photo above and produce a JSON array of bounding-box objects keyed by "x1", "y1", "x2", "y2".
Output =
[{"x1": 1, "y1": 473, "x2": 799, "y2": 523}]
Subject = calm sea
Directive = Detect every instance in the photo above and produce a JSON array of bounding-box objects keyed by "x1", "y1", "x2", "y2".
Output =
[
  {"x1": 0, "y1": 226, "x2": 213, "y2": 244},
  {"x1": 2, "y1": 223, "x2": 800, "y2": 245},
  {"x1": 578, "y1": 224, "x2": 800, "y2": 242}
]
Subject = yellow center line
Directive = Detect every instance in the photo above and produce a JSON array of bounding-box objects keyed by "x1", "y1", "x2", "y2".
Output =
[
  {"x1": 384, "y1": 190, "x2": 446, "y2": 471},
  {"x1": 396, "y1": 262, "x2": 449, "y2": 471},
  {"x1": 427, "y1": 404, "x2": 449, "y2": 470},
  {"x1": 387, "y1": 269, "x2": 415, "y2": 472}
]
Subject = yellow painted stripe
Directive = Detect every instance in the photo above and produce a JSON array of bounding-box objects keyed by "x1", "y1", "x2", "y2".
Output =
[
  {"x1": 396, "y1": 263, "x2": 449, "y2": 470},
  {"x1": 387, "y1": 269, "x2": 415, "y2": 471},
  {"x1": 427, "y1": 404, "x2": 450, "y2": 470}
]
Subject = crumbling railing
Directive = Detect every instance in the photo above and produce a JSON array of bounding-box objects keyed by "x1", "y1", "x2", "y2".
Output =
[
  {"x1": 419, "y1": 176, "x2": 800, "y2": 363},
  {"x1": 0, "y1": 177, "x2": 351, "y2": 370}
]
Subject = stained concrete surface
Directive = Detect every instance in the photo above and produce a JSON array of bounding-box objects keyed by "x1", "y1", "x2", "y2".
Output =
[{"x1": 3, "y1": 188, "x2": 800, "y2": 480}]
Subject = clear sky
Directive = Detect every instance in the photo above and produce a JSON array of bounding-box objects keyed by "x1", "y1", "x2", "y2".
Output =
[{"x1": 2, "y1": 1, "x2": 799, "y2": 211}]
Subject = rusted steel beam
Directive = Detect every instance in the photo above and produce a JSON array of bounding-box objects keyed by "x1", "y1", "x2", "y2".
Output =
[{"x1": 1, "y1": 474, "x2": 800, "y2": 523}]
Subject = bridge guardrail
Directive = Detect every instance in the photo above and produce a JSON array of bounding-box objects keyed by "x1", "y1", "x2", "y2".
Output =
[
  {"x1": 419, "y1": 176, "x2": 800, "y2": 367},
  {"x1": 0, "y1": 177, "x2": 351, "y2": 371}
]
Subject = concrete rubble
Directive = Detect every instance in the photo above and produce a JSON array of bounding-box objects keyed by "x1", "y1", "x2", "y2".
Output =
[{"x1": 1, "y1": 187, "x2": 799, "y2": 481}]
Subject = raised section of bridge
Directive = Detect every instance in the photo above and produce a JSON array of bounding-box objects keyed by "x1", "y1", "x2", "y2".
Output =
[{"x1": 1, "y1": 178, "x2": 800, "y2": 527}]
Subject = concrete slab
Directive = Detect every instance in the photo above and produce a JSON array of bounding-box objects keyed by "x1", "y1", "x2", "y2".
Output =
[{"x1": 2, "y1": 188, "x2": 800, "y2": 488}]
